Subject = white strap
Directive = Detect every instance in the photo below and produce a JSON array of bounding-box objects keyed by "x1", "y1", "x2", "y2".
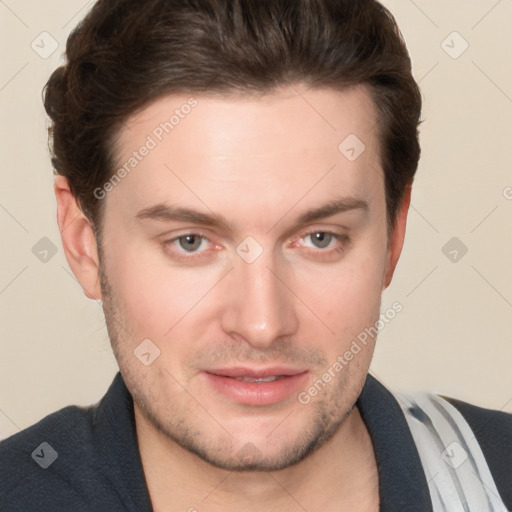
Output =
[{"x1": 394, "y1": 392, "x2": 508, "y2": 512}]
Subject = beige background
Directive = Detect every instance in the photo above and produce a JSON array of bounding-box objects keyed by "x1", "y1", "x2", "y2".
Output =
[{"x1": 1, "y1": 0, "x2": 511, "y2": 440}]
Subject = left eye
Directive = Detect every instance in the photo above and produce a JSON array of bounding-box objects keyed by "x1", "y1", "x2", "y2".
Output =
[
  {"x1": 175, "y1": 234, "x2": 207, "y2": 252},
  {"x1": 300, "y1": 231, "x2": 344, "y2": 251},
  {"x1": 303, "y1": 232, "x2": 336, "y2": 249}
]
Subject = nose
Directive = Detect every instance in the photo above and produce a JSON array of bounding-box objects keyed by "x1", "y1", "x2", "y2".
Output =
[{"x1": 220, "y1": 251, "x2": 299, "y2": 349}]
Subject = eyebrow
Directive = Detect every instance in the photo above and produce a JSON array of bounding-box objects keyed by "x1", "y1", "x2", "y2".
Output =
[
  {"x1": 295, "y1": 196, "x2": 368, "y2": 225},
  {"x1": 134, "y1": 196, "x2": 368, "y2": 232},
  {"x1": 135, "y1": 203, "x2": 235, "y2": 232}
]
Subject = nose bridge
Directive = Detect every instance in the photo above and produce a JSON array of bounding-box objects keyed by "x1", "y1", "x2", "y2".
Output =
[{"x1": 221, "y1": 248, "x2": 297, "y2": 348}]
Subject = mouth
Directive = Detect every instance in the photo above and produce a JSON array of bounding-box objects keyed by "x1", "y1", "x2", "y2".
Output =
[
  {"x1": 232, "y1": 375, "x2": 284, "y2": 383},
  {"x1": 202, "y1": 366, "x2": 309, "y2": 405}
]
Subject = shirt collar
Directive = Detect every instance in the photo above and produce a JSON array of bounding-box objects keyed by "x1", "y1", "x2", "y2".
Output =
[
  {"x1": 357, "y1": 373, "x2": 434, "y2": 511},
  {"x1": 92, "y1": 373, "x2": 153, "y2": 511}
]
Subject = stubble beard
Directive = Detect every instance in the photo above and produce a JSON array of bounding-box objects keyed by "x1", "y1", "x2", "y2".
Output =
[{"x1": 98, "y1": 256, "x2": 363, "y2": 473}]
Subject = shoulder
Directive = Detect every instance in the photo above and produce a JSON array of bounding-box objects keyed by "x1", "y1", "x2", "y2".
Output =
[
  {"x1": 442, "y1": 395, "x2": 512, "y2": 509},
  {"x1": 0, "y1": 403, "x2": 100, "y2": 511},
  {"x1": 0, "y1": 373, "x2": 151, "y2": 512}
]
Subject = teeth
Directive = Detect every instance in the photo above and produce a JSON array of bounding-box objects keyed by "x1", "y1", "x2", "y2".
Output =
[{"x1": 235, "y1": 375, "x2": 281, "y2": 383}]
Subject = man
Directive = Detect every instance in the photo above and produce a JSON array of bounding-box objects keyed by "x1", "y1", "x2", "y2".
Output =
[{"x1": 0, "y1": 0, "x2": 510, "y2": 510}]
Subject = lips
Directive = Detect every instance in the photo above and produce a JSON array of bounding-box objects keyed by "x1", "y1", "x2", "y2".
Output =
[
  {"x1": 205, "y1": 366, "x2": 306, "y2": 379},
  {"x1": 202, "y1": 366, "x2": 309, "y2": 405}
]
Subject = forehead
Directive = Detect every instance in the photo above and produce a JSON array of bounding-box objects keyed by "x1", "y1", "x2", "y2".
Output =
[{"x1": 108, "y1": 85, "x2": 383, "y2": 229}]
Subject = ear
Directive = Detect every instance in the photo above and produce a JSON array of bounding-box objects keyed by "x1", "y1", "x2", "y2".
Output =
[
  {"x1": 382, "y1": 182, "x2": 412, "y2": 290},
  {"x1": 54, "y1": 175, "x2": 102, "y2": 300}
]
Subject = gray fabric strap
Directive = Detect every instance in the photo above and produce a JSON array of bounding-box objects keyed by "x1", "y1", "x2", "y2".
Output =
[{"x1": 394, "y1": 392, "x2": 508, "y2": 512}]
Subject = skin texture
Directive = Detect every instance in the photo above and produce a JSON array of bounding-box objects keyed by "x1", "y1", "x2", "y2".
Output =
[{"x1": 55, "y1": 84, "x2": 411, "y2": 511}]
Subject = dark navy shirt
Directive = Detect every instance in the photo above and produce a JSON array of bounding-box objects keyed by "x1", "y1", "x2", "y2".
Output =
[{"x1": 1, "y1": 372, "x2": 510, "y2": 511}]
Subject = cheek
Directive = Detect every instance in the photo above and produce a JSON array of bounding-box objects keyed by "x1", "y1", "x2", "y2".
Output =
[
  {"x1": 295, "y1": 245, "x2": 387, "y2": 353},
  {"x1": 301, "y1": 247, "x2": 385, "y2": 315},
  {"x1": 104, "y1": 237, "x2": 224, "y2": 338}
]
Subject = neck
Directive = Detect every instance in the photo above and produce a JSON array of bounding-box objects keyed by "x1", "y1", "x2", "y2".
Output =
[{"x1": 135, "y1": 405, "x2": 379, "y2": 512}]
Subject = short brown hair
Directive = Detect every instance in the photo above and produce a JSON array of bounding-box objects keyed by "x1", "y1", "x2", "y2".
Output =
[{"x1": 44, "y1": 0, "x2": 422, "y2": 237}]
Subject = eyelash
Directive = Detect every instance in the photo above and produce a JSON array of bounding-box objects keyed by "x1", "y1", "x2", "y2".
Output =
[{"x1": 162, "y1": 230, "x2": 350, "y2": 262}]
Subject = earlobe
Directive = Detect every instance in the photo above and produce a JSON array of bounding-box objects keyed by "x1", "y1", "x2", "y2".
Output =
[
  {"x1": 54, "y1": 176, "x2": 102, "y2": 300},
  {"x1": 382, "y1": 183, "x2": 412, "y2": 290}
]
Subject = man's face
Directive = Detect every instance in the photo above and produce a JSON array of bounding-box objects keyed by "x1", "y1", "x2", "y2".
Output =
[{"x1": 98, "y1": 85, "x2": 393, "y2": 471}]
